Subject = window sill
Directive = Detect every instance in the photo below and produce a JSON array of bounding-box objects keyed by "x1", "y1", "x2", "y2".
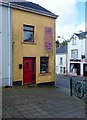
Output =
[
  {"x1": 21, "y1": 42, "x2": 36, "y2": 45},
  {"x1": 39, "y1": 72, "x2": 51, "y2": 76}
]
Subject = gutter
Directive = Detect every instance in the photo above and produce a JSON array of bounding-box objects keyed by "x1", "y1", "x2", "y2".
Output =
[
  {"x1": 0, "y1": 1, "x2": 9, "y2": 7},
  {"x1": 10, "y1": 3, "x2": 58, "y2": 19},
  {"x1": 0, "y1": 1, "x2": 59, "y2": 19},
  {"x1": 1, "y1": 1, "x2": 58, "y2": 19}
]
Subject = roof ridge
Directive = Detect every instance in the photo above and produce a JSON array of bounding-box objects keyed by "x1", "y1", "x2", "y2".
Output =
[{"x1": 10, "y1": 1, "x2": 58, "y2": 18}]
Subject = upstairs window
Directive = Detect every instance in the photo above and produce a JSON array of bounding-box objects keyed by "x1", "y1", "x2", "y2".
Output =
[
  {"x1": 60, "y1": 57, "x2": 63, "y2": 64},
  {"x1": 23, "y1": 25, "x2": 34, "y2": 42},
  {"x1": 40, "y1": 57, "x2": 49, "y2": 73},
  {"x1": 72, "y1": 36, "x2": 77, "y2": 45},
  {"x1": 71, "y1": 49, "x2": 78, "y2": 58}
]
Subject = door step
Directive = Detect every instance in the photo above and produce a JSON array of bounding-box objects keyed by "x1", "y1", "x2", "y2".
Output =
[{"x1": 27, "y1": 84, "x2": 38, "y2": 87}]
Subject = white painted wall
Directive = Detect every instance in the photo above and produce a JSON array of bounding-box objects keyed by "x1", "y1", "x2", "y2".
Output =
[
  {"x1": 56, "y1": 54, "x2": 67, "y2": 74},
  {"x1": 1, "y1": 4, "x2": 12, "y2": 86},
  {"x1": 68, "y1": 35, "x2": 86, "y2": 60},
  {"x1": 68, "y1": 34, "x2": 87, "y2": 76}
]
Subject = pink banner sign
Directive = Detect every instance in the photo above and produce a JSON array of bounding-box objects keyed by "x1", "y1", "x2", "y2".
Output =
[
  {"x1": 44, "y1": 27, "x2": 53, "y2": 50},
  {"x1": 81, "y1": 59, "x2": 87, "y2": 62}
]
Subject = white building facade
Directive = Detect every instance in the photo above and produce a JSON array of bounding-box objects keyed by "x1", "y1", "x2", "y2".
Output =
[
  {"x1": 68, "y1": 32, "x2": 87, "y2": 76},
  {"x1": 56, "y1": 46, "x2": 67, "y2": 75}
]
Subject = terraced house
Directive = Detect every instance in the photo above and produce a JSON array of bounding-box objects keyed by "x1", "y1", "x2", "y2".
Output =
[
  {"x1": 68, "y1": 31, "x2": 87, "y2": 76},
  {"x1": 1, "y1": 1, "x2": 58, "y2": 86}
]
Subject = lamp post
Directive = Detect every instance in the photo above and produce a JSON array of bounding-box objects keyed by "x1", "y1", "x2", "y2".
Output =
[{"x1": 57, "y1": 36, "x2": 68, "y2": 75}]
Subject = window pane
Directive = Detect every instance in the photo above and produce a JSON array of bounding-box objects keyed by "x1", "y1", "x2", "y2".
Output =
[
  {"x1": 60, "y1": 57, "x2": 63, "y2": 64},
  {"x1": 72, "y1": 36, "x2": 77, "y2": 45},
  {"x1": 63, "y1": 67, "x2": 65, "y2": 73},
  {"x1": 40, "y1": 57, "x2": 49, "y2": 73},
  {"x1": 23, "y1": 25, "x2": 33, "y2": 31},
  {"x1": 23, "y1": 25, "x2": 34, "y2": 42},
  {"x1": 24, "y1": 31, "x2": 33, "y2": 42},
  {"x1": 71, "y1": 49, "x2": 78, "y2": 58}
]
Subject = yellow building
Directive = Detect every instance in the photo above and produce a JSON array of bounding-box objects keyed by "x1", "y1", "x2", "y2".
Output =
[{"x1": 12, "y1": 1, "x2": 58, "y2": 85}]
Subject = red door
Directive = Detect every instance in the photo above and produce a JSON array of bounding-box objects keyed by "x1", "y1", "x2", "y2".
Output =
[{"x1": 23, "y1": 57, "x2": 36, "y2": 84}]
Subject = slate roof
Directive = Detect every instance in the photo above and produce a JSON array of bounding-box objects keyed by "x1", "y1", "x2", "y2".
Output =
[
  {"x1": 74, "y1": 31, "x2": 87, "y2": 39},
  {"x1": 56, "y1": 46, "x2": 67, "y2": 54},
  {"x1": 70, "y1": 31, "x2": 87, "y2": 41},
  {"x1": 9, "y1": 1, "x2": 58, "y2": 18}
]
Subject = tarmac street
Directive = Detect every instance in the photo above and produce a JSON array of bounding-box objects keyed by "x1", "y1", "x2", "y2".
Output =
[
  {"x1": 2, "y1": 86, "x2": 85, "y2": 118},
  {"x1": 56, "y1": 74, "x2": 70, "y2": 89},
  {"x1": 56, "y1": 74, "x2": 87, "y2": 89}
]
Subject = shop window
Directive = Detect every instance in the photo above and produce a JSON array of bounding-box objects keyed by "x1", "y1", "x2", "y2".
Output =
[
  {"x1": 23, "y1": 25, "x2": 34, "y2": 42},
  {"x1": 40, "y1": 57, "x2": 49, "y2": 73}
]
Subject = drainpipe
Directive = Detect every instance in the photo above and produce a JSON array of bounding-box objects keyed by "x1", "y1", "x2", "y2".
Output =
[
  {"x1": 8, "y1": 3, "x2": 12, "y2": 86},
  {"x1": 0, "y1": 4, "x2": 2, "y2": 87},
  {"x1": 0, "y1": 4, "x2": 2, "y2": 118}
]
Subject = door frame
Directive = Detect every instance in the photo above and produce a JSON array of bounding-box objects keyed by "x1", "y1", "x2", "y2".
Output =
[
  {"x1": 23, "y1": 57, "x2": 36, "y2": 85},
  {"x1": 83, "y1": 64, "x2": 87, "y2": 76}
]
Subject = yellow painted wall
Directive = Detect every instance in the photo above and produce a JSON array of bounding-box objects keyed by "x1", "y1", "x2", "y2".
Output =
[{"x1": 12, "y1": 8, "x2": 56, "y2": 84}]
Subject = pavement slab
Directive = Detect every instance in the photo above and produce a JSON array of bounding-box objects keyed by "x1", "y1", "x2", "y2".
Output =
[{"x1": 2, "y1": 86, "x2": 86, "y2": 119}]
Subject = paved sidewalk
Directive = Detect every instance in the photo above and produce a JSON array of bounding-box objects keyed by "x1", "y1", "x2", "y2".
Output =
[{"x1": 2, "y1": 86, "x2": 86, "y2": 118}]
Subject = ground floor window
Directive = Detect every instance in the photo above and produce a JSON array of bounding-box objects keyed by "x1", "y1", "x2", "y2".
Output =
[
  {"x1": 60, "y1": 66, "x2": 62, "y2": 73},
  {"x1": 23, "y1": 25, "x2": 34, "y2": 42},
  {"x1": 40, "y1": 57, "x2": 49, "y2": 73},
  {"x1": 63, "y1": 67, "x2": 65, "y2": 73}
]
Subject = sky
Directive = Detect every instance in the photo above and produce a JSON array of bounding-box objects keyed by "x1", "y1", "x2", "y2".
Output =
[{"x1": 26, "y1": 0, "x2": 86, "y2": 42}]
